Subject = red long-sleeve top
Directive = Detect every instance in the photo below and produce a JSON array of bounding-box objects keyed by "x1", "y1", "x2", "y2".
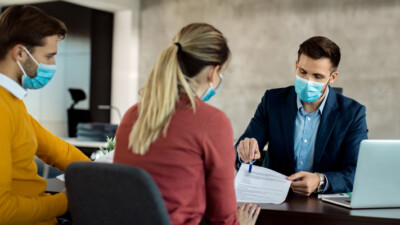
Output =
[{"x1": 114, "y1": 96, "x2": 239, "y2": 225}]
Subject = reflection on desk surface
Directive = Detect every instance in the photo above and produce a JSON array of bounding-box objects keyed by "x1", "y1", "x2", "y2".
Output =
[
  {"x1": 61, "y1": 137, "x2": 107, "y2": 148},
  {"x1": 257, "y1": 194, "x2": 400, "y2": 220}
]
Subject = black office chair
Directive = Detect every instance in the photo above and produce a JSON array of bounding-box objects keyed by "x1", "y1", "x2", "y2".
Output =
[
  {"x1": 65, "y1": 162, "x2": 171, "y2": 225},
  {"x1": 68, "y1": 89, "x2": 91, "y2": 137}
]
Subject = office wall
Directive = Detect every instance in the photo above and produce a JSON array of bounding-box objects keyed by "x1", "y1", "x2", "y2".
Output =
[
  {"x1": 139, "y1": 0, "x2": 400, "y2": 139},
  {"x1": 63, "y1": 1, "x2": 141, "y2": 124}
]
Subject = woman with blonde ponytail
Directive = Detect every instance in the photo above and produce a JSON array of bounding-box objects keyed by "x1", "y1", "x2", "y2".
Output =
[{"x1": 114, "y1": 23, "x2": 260, "y2": 225}]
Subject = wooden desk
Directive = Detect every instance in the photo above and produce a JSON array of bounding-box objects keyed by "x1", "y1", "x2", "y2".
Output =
[
  {"x1": 47, "y1": 177, "x2": 399, "y2": 225},
  {"x1": 256, "y1": 194, "x2": 400, "y2": 225}
]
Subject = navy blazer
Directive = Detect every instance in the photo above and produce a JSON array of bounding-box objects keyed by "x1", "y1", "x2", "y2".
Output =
[{"x1": 236, "y1": 86, "x2": 368, "y2": 193}]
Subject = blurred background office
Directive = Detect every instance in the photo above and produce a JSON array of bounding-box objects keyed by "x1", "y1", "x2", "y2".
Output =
[{"x1": 1, "y1": 0, "x2": 399, "y2": 140}]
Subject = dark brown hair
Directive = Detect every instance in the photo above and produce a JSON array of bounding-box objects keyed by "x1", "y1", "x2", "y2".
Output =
[
  {"x1": 298, "y1": 36, "x2": 341, "y2": 71},
  {"x1": 0, "y1": 5, "x2": 67, "y2": 60}
]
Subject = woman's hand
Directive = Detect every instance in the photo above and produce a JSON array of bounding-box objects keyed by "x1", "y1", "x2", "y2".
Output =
[{"x1": 236, "y1": 203, "x2": 260, "y2": 225}]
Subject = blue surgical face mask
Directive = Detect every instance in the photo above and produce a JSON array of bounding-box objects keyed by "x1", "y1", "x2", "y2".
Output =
[
  {"x1": 16, "y1": 46, "x2": 56, "y2": 89},
  {"x1": 294, "y1": 74, "x2": 330, "y2": 103},
  {"x1": 201, "y1": 73, "x2": 223, "y2": 102}
]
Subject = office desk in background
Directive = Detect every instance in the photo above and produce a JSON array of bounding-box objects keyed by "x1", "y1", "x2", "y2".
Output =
[
  {"x1": 256, "y1": 194, "x2": 400, "y2": 225},
  {"x1": 63, "y1": 137, "x2": 107, "y2": 157}
]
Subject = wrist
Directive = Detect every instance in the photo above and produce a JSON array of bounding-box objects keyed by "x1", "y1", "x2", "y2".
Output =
[{"x1": 314, "y1": 172, "x2": 326, "y2": 193}]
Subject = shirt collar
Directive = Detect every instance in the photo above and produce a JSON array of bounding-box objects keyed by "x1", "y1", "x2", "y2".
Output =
[
  {"x1": 296, "y1": 86, "x2": 330, "y2": 114},
  {"x1": 0, "y1": 73, "x2": 27, "y2": 100}
]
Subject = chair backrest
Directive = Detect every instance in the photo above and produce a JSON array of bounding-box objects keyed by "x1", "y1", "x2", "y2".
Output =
[
  {"x1": 67, "y1": 88, "x2": 91, "y2": 137},
  {"x1": 65, "y1": 162, "x2": 171, "y2": 225}
]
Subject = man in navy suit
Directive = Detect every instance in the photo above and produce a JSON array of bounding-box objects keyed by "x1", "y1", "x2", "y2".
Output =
[{"x1": 236, "y1": 36, "x2": 368, "y2": 195}]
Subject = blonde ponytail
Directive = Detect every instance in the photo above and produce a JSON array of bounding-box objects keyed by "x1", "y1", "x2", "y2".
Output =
[
  {"x1": 128, "y1": 45, "x2": 196, "y2": 154},
  {"x1": 129, "y1": 23, "x2": 230, "y2": 155}
]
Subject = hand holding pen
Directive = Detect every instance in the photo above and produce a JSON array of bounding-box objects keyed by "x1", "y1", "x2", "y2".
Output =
[
  {"x1": 248, "y1": 149, "x2": 257, "y2": 173},
  {"x1": 237, "y1": 137, "x2": 261, "y2": 172}
]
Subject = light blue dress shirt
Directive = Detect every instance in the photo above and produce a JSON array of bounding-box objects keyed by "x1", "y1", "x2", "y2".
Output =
[{"x1": 294, "y1": 87, "x2": 330, "y2": 191}]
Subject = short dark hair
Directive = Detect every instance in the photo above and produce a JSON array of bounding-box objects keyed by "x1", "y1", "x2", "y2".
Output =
[
  {"x1": 297, "y1": 36, "x2": 341, "y2": 71},
  {"x1": 0, "y1": 5, "x2": 67, "y2": 60}
]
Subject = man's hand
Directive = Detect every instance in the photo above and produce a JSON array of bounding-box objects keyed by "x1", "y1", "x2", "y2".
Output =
[
  {"x1": 237, "y1": 138, "x2": 261, "y2": 163},
  {"x1": 286, "y1": 171, "x2": 321, "y2": 196}
]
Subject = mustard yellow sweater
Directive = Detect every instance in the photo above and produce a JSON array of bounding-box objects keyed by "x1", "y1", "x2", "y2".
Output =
[{"x1": 0, "y1": 86, "x2": 90, "y2": 225}]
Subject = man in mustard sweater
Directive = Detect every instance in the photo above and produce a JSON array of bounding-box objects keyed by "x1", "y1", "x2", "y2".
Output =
[{"x1": 0, "y1": 5, "x2": 90, "y2": 225}]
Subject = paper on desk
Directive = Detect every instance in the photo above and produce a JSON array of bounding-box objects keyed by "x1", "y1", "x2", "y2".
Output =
[
  {"x1": 56, "y1": 150, "x2": 115, "y2": 182},
  {"x1": 56, "y1": 174, "x2": 65, "y2": 182},
  {"x1": 235, "y1": 164, "x2": 291, "y2": 204},
  {"x1": 94, "y1": 150, "x2": 114, "y2": 163}
]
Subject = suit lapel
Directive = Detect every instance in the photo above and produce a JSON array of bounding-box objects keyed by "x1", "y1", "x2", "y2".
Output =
[
  {"x1": 281, "y1": 87, "x2": 298, "y2": 169},
  {"x1": 314, "y1": 86, "x2": 340, "y2": 168}
]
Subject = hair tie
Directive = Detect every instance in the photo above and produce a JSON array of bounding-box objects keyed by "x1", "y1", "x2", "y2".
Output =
[{"x1": 174, "y1": 42, "x2": 182, "y2": 52}]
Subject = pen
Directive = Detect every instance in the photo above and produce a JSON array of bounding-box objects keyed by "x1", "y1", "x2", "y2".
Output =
[{"x1": 248, "y1": 149, "x2": 256, "y2": 173}]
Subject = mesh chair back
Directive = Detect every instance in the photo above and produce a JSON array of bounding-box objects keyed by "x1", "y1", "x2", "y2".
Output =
[{"x1": 65, "y1": 162, "x2": 171, "y2": 225}]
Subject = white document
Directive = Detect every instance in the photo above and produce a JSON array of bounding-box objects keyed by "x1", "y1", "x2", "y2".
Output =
[
  {"x1": 56, "y1": 150, "x2": 115, "y2": 182},
  {"x1": 94, "y1": 150, "x2": 114, "y2": 163},
  {"x1": 56, "y1": 174, "x2": 65, "y2": 182},
  {"x1": 235, "y1": 164, "x2": 291, "y2": 204}
]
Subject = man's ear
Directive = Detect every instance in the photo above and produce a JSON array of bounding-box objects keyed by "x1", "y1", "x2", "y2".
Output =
[
  {"x1": 11, "y1": 44, "x2": 26, "y2": 61},
  {"x1": 329, "y1": 71, "x2": 339, "y2": 84}
]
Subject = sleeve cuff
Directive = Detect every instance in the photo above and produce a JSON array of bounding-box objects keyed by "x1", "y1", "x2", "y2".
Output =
[{"x1": 322, "y1": 174, "x2": 330, "y2": 192}]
